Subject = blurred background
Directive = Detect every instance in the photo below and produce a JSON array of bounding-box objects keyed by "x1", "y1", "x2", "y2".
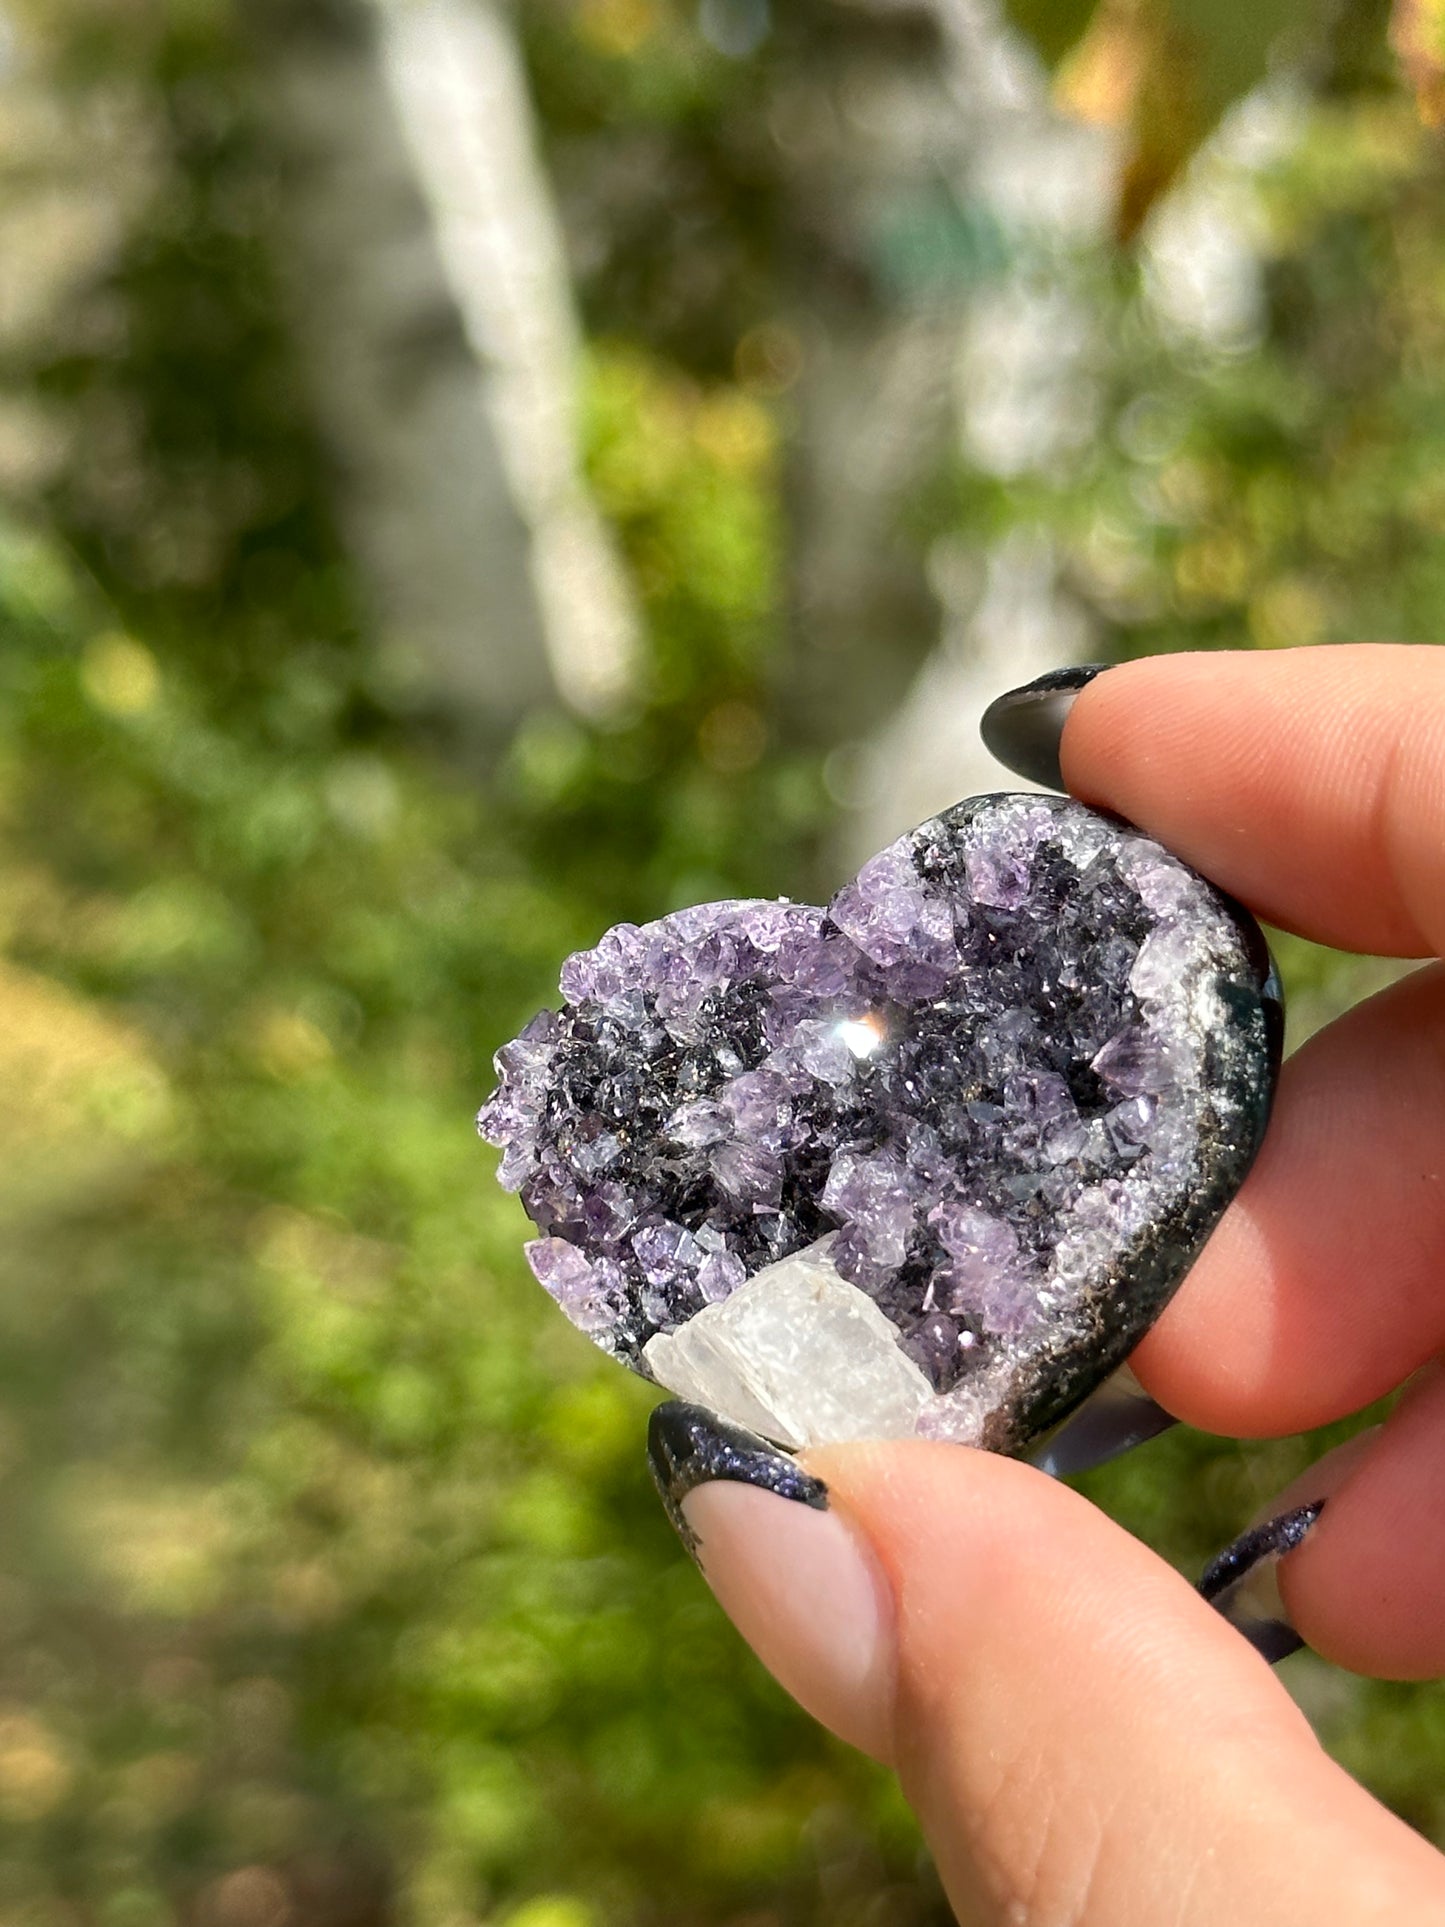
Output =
[{"x1": 0, "y1": 0, "x2": 1442, "y2": 1920}]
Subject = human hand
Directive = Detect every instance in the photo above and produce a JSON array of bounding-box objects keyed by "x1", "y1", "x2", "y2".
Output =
[{"x1": 647, "y1": 646, "x2": 1445, "y2": 1925}]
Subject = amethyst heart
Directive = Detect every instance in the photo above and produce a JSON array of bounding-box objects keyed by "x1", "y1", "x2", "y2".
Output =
[{"x1": 479, "y1": 795, "x2": 1278, "y2": 1455}]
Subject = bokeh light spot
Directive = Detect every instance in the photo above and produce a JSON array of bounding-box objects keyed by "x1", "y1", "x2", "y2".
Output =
[{"x1": 81, "y1": 635, "x2": 160, "y2": 716}]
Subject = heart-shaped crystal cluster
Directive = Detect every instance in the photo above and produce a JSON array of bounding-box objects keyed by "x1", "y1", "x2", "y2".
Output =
[{"x1": 479, "y1": 795, "x2": 1276, "y2": 1454}]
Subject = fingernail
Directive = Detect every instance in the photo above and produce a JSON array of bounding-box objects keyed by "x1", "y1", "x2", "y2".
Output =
[
  {"x1": 1198, "y1": 1500, "x2": 1325, "y2": 1665},
  {"x1": 980, "y1": 664, "x2": 1111, "y2": 791},
  {"x1": 1031, "y1": 1362, "x2": 1177, "y2": 1479},
  {"x1": 648, "y1": 1403, "x2": 895, "y2": 1758},
  {"x1": 647, "y1": 1400, "x2": 828, "y2": 1549}
]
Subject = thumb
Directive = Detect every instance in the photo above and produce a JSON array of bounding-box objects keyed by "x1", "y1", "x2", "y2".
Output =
[{"x1": 651, "y1": 1410, "x2": 1445, "y2": 1927}]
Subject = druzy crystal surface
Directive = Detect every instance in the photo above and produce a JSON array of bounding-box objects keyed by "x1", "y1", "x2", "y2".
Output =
[{"x1": 479, "y1": 795, "x2": 1277, "y2": 1454}]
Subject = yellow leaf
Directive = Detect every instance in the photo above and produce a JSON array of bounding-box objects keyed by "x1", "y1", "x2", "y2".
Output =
[{"x1": 1055, "y1": 0, "x2": 1317, "y2": 240}]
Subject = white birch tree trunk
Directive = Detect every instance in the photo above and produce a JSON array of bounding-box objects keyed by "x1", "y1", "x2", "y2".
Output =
[
  {"x1": 842, "y1": 0, "x2": 1116, "y2": 862},
  {"x1": 259, "y1": 0, "x2": 637, "y2": 735}
]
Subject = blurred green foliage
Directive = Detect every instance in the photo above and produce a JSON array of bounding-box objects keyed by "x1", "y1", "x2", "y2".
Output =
[
  {"x1": 1, "y1": 1, "x2": 1445, "y2": 1924},
  {"x1": 0, "y1": 535, "x2": 921, "y2": 1927}
]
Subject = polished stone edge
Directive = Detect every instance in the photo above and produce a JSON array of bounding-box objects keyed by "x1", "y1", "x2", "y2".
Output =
[
  {"x1": 1030, "y1": 1362, "x2": 1177, "y2": 1478},
  {"x1": 647, "y1": 1400, "x2": 827, "y2": 1557},
  {"x1": 979, "y1": 665, "x2": 1111, "y2": 791},
  {"x1": 1198, "y1": 1499, "x2": 1325, "y2": 1665}
]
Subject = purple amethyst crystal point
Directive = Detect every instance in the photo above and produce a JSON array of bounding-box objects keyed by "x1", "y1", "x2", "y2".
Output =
[{"x1": 479, "y1": 798, "x2": 1280, "y2": 1455}]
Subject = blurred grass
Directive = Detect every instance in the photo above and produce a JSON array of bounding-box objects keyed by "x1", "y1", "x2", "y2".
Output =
[{"x1": 0, "y1": 513, "x2": 935, "y2": 1925}]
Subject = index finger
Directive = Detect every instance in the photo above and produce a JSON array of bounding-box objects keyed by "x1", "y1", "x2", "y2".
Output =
[{"x1": 1062, "y1": 644, "x2": 1445, "y2": 958}]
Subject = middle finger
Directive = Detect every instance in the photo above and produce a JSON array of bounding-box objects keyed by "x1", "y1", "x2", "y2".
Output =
[{"x1": 1132, "y1": 960, "x2": 1445, "y2": 1437}]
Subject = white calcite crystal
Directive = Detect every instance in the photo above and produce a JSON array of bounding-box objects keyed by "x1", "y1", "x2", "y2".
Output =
[{"x1": 642, "y1": 1238, "x2": 933, "y2": 1449}]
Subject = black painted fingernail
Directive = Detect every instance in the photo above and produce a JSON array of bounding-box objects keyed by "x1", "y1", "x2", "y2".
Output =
[
  {"x1": 980, "y1": 664, "x2": 1111, "y2": 791},
  {"x1": 1199, "y1": 1500, "x2": 1325, "y2": 1665},
  {"x1": 647, "y1": 1401, "x2": 828, "y2": 1557},
  {"x1": 1031, "y1": 1362, "x2": 1177, "y2": 1479}
]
